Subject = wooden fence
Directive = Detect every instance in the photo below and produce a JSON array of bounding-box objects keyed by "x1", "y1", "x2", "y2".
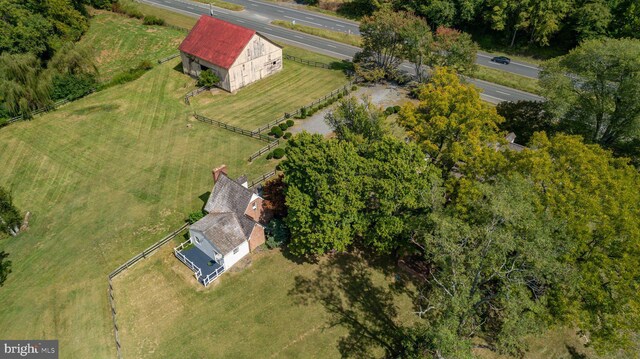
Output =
[
  {"x1": 252, "y1": 114, "x2": 293, "y2": 134},
  {"x1": 107, "y1": 223, "x2": 189, "y2": 359},
  {"x1": 284, "y1": 54, "x2": 331, "y2": 69},
  {"x1": 250, "y1": 170, "x2": 277, "y2": 189},
  {"x1": 4, "y1": 89, "x2": 96, "y2": 126},
  {"x1": 249, "y1": 139, "x2": 280, "y2": 162},
  {"x1": 184, "y1": 86, "x2": 209, "y2": 105},
  {"x1": 194, "y1": 113, "x2": 272, "y2": 142},
  {"x1": 158, "y1": 53, "x2": 180, "y2": 64}
]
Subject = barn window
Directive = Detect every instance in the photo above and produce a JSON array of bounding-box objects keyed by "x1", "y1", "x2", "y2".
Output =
[
  {"x1": 195, "y1": 236, "x2": 201, "y2": 244},
  {"x1": 233, "y1": 247, "x2": 239, "y2": 254},
  {"x1": 272, "y1": 61, "x2": 276, "y2": 65}
]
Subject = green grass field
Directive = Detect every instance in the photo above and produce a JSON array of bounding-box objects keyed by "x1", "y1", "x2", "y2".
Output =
[
  {"x1": 82, "y1": 11, "x2": 186, "y2": 81},
  {"x1": 191, "y1": 50, "x2": 350, "y2": 129},
  {"x1": 114, "y1": 245, "x2": 417, "y2": 358},
  {"x1": 272, "y1": 20, "x2": 362, "y2": 47},
  {"x1": 474, "y1": 65, "x2": 542, "y2": 95},
  {"x1": 0, "y1": 10, "x2": 348, "y2": 357}
]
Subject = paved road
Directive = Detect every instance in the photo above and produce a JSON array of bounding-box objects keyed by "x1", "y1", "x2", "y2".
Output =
[
  {"x1": 140, "y1": 0, "x2": 543, "y2": 103},
  {"x1": 211, "y1": 0, "x2": 542, "y2": 79}
]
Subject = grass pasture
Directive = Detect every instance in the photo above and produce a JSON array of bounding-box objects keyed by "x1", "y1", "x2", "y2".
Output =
[
  {"x1": 0, "y1": 10, "x2": 348, "y2": 356},
  {"x1": 114, "y1": 246, "x2": 418, "y2": 358},
  {"x1": 83, "y1": 11, "x2": 186, "y2": 81},
  {"x1": 0, "y1": 58, "x2": 276, "y2": 357},
  {"x1": 191, "y1": 49, "x2": 350, "y2": 130}
]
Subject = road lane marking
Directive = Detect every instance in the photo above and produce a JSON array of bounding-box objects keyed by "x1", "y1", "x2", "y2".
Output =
[
  {"x1": 327, "y1": 44, "x2": 337, "y2": 48},
  {"x1": 495, "y1": 90, "x2": 511, "y2": 96}
]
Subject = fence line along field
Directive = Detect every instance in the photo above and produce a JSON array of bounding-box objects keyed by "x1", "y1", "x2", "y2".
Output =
[{"x1": 0, "y1": 10, "x2": 350, "y2": 357}]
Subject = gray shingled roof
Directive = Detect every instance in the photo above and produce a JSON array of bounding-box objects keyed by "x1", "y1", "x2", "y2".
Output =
[
  {"x1": 191, "y1": 212, "x2": 246, "y2": 254},
  {"x1": 203, "y1": 172, "x2": 256, "y2": 237}
]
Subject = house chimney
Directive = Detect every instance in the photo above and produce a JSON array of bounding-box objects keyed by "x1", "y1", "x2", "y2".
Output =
[
  {"x1": 213, "y1": 165, "x2": 227, "y2": 182},
  {"x1": 506, "y1": 132, "x2": 517, "y2": 144}
]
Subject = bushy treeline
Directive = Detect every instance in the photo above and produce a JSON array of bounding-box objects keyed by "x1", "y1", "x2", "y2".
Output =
[
  {"x1": 278, "y1": 68, "x2": 640, "y2": 357},
  {"x1": 0, "y1": 0, "x2": 167, "y2": 120},
  {"x1": 308, "y1": 0, "x2": 638, "y2": 48}
]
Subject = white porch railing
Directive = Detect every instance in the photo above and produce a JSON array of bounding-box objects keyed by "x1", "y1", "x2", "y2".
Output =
[
  {"x1": 174, "y1": 239, "x2": 202, "y2": 280},
  {"x1": 203, "y1": 265, "x2": 225, "y2": 287}
]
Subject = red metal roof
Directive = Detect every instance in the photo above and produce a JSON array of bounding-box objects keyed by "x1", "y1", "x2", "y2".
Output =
[{"x1": 179, "y1": 16, "x2": 256, "y2": 69}]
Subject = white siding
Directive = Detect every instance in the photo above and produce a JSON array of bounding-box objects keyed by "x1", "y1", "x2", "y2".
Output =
[
  {"x1": 222, "y1": 241, "x2": 250, "y2": 269},
  {"x1": 190, "y1": 228, "x2": 222, "y2": 262},
  {"x1": 180, "y1": 53, "x2": 231, "y2": 91},
  {"x1": 227, "y1": 34, "x2": 283, "y2": 92}
]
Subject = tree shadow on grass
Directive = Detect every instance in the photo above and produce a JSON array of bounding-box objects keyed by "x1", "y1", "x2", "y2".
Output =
[
  {"x1": 566, "y1": 345, "x2": 588, "y2": 359},
  {"x1": 330, "y1": 60, "x2": 355, "y2": 74},
  {"x1": 289, "y1": 253, "x2": 415, "y2": 358}
]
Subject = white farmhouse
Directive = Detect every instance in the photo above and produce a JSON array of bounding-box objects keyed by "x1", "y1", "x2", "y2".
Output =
[
  {"x1": 174, "y1": 165, "x2": 266, "y2": 286},
  {"x1": 179, "y1": 15, "x2": 283, "y2": 92}
]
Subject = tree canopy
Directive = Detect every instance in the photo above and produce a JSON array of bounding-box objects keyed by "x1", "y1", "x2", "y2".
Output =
[{"x1": 540, "y1": 38, "x2": 640, "y2": 152}]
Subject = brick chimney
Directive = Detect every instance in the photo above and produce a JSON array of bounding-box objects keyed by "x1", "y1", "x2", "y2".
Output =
[{"x1": 212, "y1": 165, "x2": 228, "y2": 182}]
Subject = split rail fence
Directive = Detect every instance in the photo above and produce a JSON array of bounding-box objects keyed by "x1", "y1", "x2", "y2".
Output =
[
  {"x1": 107, "y1": 223, "x2": 188, "y2": 359},
  {"x1": 284, "y1": 54, "x2": 332, "y2": 69},
  {"x1": 4, "y1": 89, "x2": 96, "y2": 126},
  {"x1": 194, "y1": 113, "x2": 272, "y2": 142},
  {"x1": 184, "y1": 86, "x2": 209, "y2": 105}
]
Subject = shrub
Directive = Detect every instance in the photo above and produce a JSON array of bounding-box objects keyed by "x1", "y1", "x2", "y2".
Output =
[
  {"x1": 393, "y1": 105, "x2": 401, "y2": 113},
  {"x1": 265, "y1": 218, "x2": 290, "y2": 249},
  {"x1": 351, "y1": 85, "x2": 358, "y2": 91},
  {"x1": 300, "y1": 107, "x2": 307, "y2": 118},
  {"x1": 187, "y1": 210, "x2": 205, "y2": 224},
  {"x1": 143, "y1": 15, "x2": 165, "y2": 26},
  {"x1": 337, "y1": 93, "x2": 344, "y2": 99},
  {"x1": 283, "y1": 132, "x2": 292, "y2": 139},
  {"x1": 266, "y1": 151, "x2": 274, "y2": 160},
  {"x1": 0, "y1": 118, "x2": 8, "y2": 128},
  {"x1": 51, "y1": 73, "x2": 96, "y2": 101},
  {"x1": 286, "y1": 119, "x2": 294, "y2": 127},
  {"x1": 111, "y1": 1, "x2": 144, "y2": 19},
  {"x1": 386, "y1": 106, "x2": 398, "y2": 115},
  {"x1": 137, "y1": 60, "x2": 153, "y2": 71},
  {"x1": 197, "y1": 69, "x2": 220, "y2": 87},
  {"x1": 271, "y1": 126, "x2": 283, "y2": 138},
  {"x1": 272, "y1": 148, "x2": 285, "y2": 159},
  {"x1": 279, "y1": 122, "x2": 288, "y2": 131}
]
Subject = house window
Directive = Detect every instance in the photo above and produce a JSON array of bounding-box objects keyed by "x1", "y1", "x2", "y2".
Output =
[
  {"x1": 233, "y1": 247, "x2": 240, "y2": 254},
  {"x1": 195, "y1": 236, "x2": 201, "y2": 244}
]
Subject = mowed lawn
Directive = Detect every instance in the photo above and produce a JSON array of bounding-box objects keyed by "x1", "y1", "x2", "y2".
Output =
[
  {"x1": 191, "y1": 49, "x2": 350, "y2": 129},
  {"x1": 82, "y1": 11, "x2": 186, "y2": 80},
  {"x1": 0, "y1": 57, "x2": 289, "y2": 357},
  {"x1": 114, "y1": 245, "x2": 418, "y2": 358}
]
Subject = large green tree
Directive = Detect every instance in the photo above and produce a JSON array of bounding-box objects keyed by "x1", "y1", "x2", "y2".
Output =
[
  {"x1": 540, "y1": 38, "x2": 640, "y2": 150},
  {"x1": 417, "y1": 174, "x2": 562, "y2": 357},
  {"x1": 281, "y1": 133, "x2": 442, "y2": 256},
  {"x1": 398, "y1": 67, "x2": 507, "y2": 184},
  {"x1": 0, "y1": 187, "x2": 21, "y2": 237},
  {"x1": 0, "y1": 53, "x2": 52, "y2": 118},
  {"x1": 430, "y1": 27, "x2": 478, "y2": 76},
  {"x1": 281, "y1": 133, "x2": 366, "y2": 256},
  {"x1": 512, "y1": 133, "x2": 640, "y2": 352},
  {"x1": 324, "y1": 96, "x2": 387, "y2": 143}
]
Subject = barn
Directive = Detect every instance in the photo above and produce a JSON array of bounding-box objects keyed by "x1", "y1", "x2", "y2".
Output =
[{"x1": 178, "y1": 15, "x2": 283, "y2": 92}]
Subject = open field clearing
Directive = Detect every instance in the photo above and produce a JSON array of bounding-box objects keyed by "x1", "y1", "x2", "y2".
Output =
[
  {"x1": 114, "y1": 246, "x2": 418, "y2": 358},
  {"x1": 0, "y1": 58, "x2": 275, "y2": 357},
  {"x1": 82, "y1": 11, "x2": 186, "y2": 81},
  {"x1": 0, "y1": 11, "x2": 348, "y2": 355},
  {"x1": 191, "y1": 50, "x2": 350, "y2": 129}
]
